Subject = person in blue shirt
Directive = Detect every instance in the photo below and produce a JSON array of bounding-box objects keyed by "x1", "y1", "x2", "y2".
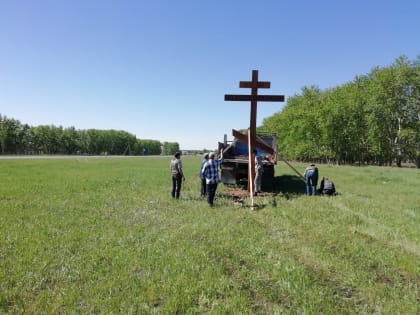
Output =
[
  {"x1": 201, "y1": 150, "x2": 223, "y2": 207},
  {"x1": 199, "y1": 153, "x2": 209, "y2": 197}
]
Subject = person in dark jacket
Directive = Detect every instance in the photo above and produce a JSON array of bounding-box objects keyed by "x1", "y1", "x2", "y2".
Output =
[{"x1": 320, "y1": 176, "x2": 336, "y2": 196}]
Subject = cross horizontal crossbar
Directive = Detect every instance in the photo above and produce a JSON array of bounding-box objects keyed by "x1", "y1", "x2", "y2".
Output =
[
  {"x1": 239, "y1": 81, "x2": 270, "y2": 89},
  {"x1": 224, "y1": 94, "x2": 285, "y2": 102}
]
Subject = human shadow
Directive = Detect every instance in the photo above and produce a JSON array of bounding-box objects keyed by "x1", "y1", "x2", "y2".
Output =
[{"x1": 269, "y1": 175, "x2": 306, "y2": 195}]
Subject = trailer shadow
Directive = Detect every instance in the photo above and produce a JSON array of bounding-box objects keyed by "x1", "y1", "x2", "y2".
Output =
[{"x1": 270, "y1": 175, "x2": 306, "y2": 196}]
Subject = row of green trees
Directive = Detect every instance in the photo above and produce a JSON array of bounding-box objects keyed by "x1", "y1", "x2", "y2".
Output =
[
  {"x1": 0, "y1": 116, "x2": 180, "y2": 156},
  {"x1": 261, "y1": 56, "x2": 420, "y2": 167}
]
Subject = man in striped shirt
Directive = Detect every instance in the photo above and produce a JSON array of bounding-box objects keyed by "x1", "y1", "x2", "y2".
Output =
[{"x1": 201, "y1": 150, "x2": 223, "y2": 207}]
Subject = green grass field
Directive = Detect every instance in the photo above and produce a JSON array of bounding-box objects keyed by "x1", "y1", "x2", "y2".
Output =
[{"x1": 0, "y1": 156, "x2": 419, "y2": 314}]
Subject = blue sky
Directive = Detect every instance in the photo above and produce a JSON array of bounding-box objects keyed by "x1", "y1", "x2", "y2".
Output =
[{"x1": 1, "y1": 0, "x2": 419, "y2": 150}]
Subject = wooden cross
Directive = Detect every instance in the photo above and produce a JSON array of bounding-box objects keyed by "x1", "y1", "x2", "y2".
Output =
[{"x1": 224, "y1": 70, "x2": 284, "y2": 197}]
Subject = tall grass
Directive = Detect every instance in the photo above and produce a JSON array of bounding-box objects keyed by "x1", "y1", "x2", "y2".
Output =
[{"x1": 0, "y1": 156, "x2": 419, "y2": 314}]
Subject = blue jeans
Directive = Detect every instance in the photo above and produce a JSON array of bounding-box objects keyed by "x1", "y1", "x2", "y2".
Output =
[
  {"x1": 306, "y1": 174, "x2": 317, "y2": 196},
  {"x1": 306, "y1": 185, "x2": 317, "y2": 196}
]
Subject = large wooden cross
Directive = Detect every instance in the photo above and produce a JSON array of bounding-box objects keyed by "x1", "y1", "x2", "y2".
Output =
[{"x1": 224, "y1": 70, "x2": 284, "y2": 197}]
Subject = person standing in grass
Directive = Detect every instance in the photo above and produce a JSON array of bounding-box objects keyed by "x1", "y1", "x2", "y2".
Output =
[
  {"x1": 304, "y1": 163, "x2": 318, "y2": 196},
  {"x1": 199, "y1": 153, "x2": 209, "y2": 197},
  {"x1": 253, "y1": 149, "x2": 264, "y2": 196},
  {"x1": 201, "y1": 150, "x2": 223, "y2": 207},
  {"x1": 170, "y1": 151, "x2": 184, "y2": 199},
  {"x1": 313, "y1": 164, "x2": 319, "y2": 193}
]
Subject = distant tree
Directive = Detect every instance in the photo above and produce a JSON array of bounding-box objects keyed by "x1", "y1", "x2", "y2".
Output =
[
  {"x1": 31, "y1": 125, "x2": 51, "y2": 154},
  {"x1": 0, "y1": 114, "x2": 167, "y2": 156},
  {"x1": 134, "y1": 139, "x2": 162, "y2": 155},
  {"x1": 262, "y1": 86, "x2": 322, "y2": 161},
  {"x1": 365, "y1": 56, "x2": 419, "y2": 166},
  {"x1": 105, "y1": 130, "x2": 137, "y2": 155},
  {"x1": 61, "y1": 127, "x2": 80, "y2": 154},
  {"x1": 261, "y1": 55, "x2": 420, "y2": 166},
  {"x1": 20, "y1": 124, "x2": 34, "y2": 154},
  {"x1": 162, "y1": 142, "x2": 179, "y2": 156},
  {"x1": 0, "y1": 115, "x2": 24, "y2": 154}
]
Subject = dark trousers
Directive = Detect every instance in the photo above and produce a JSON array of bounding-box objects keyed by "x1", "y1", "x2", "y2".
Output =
[
  {"x1": 200, "y1": 178, "x2": 207, "y2": 196},
  {"x1": 206, "y1": 182, "x2": 218, "y2": 206},
  {"x1": 322, "y1": 189, "x2": 334, "y2": 196},
  {"x1": 171, "y1": 174, "x2": 182, "y2": 198}
]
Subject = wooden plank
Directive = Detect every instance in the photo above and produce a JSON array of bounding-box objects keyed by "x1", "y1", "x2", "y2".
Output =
[
  {"x1": 239, "y1": 81, "x2": 270, "y2": 89},
  {"x1": 225, "y1": 94, "x2": 285, "y2": 102},
  {"x1": 256, "y1": 95, "x2": 285, "y2": 102},
  {"x1": 248, "y1": 129, "x2": 254, "y2": 207},
  {"x1": 224, "y1": 94, "x2": 251, "y2": 101}
]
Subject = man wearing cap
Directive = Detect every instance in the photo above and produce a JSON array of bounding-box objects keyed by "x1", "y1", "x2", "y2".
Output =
[
  {"x1": 170, "y1": 151, "x2": 184, "y2": 199},
  {"x1": 201, "y1": 150, "x2": 223, "y2": 207},
  {"x1": 199, "y1": 153, "x2": 209, "y2": 197}
]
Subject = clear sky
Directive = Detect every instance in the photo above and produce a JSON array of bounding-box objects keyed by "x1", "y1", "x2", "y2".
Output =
[{"x1": 1, "y1": 0, "x2": 419, "y2": 150}]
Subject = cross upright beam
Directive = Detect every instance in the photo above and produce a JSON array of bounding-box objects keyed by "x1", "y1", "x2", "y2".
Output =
[
  {"x1": 224, "y1": 70, "x2": 285, "y2": 146},
  {"x1": 224, "y1": 70, "x2": 285, "y2": 195}
]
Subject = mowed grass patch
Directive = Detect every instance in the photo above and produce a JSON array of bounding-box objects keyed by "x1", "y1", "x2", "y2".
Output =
[{"x1": 0, "y1": 156, "x2": 419, "y2": 314}]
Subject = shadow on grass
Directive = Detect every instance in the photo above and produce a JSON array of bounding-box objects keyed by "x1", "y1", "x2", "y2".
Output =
[
  {"x1": 219, "y1": 174, "x2": 307, "y2": 201},
  {"x1": 269, "y1": 175, "x2": 306, "y2": 196}
]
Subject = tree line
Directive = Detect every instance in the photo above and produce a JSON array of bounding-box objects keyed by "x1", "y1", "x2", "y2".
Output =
[
  {"x1": 261, "y1": 56, "x2": 420, "y2": 168},
  {"x1": 0, "y1": 116, "x2": 180, "y2": 156}
]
